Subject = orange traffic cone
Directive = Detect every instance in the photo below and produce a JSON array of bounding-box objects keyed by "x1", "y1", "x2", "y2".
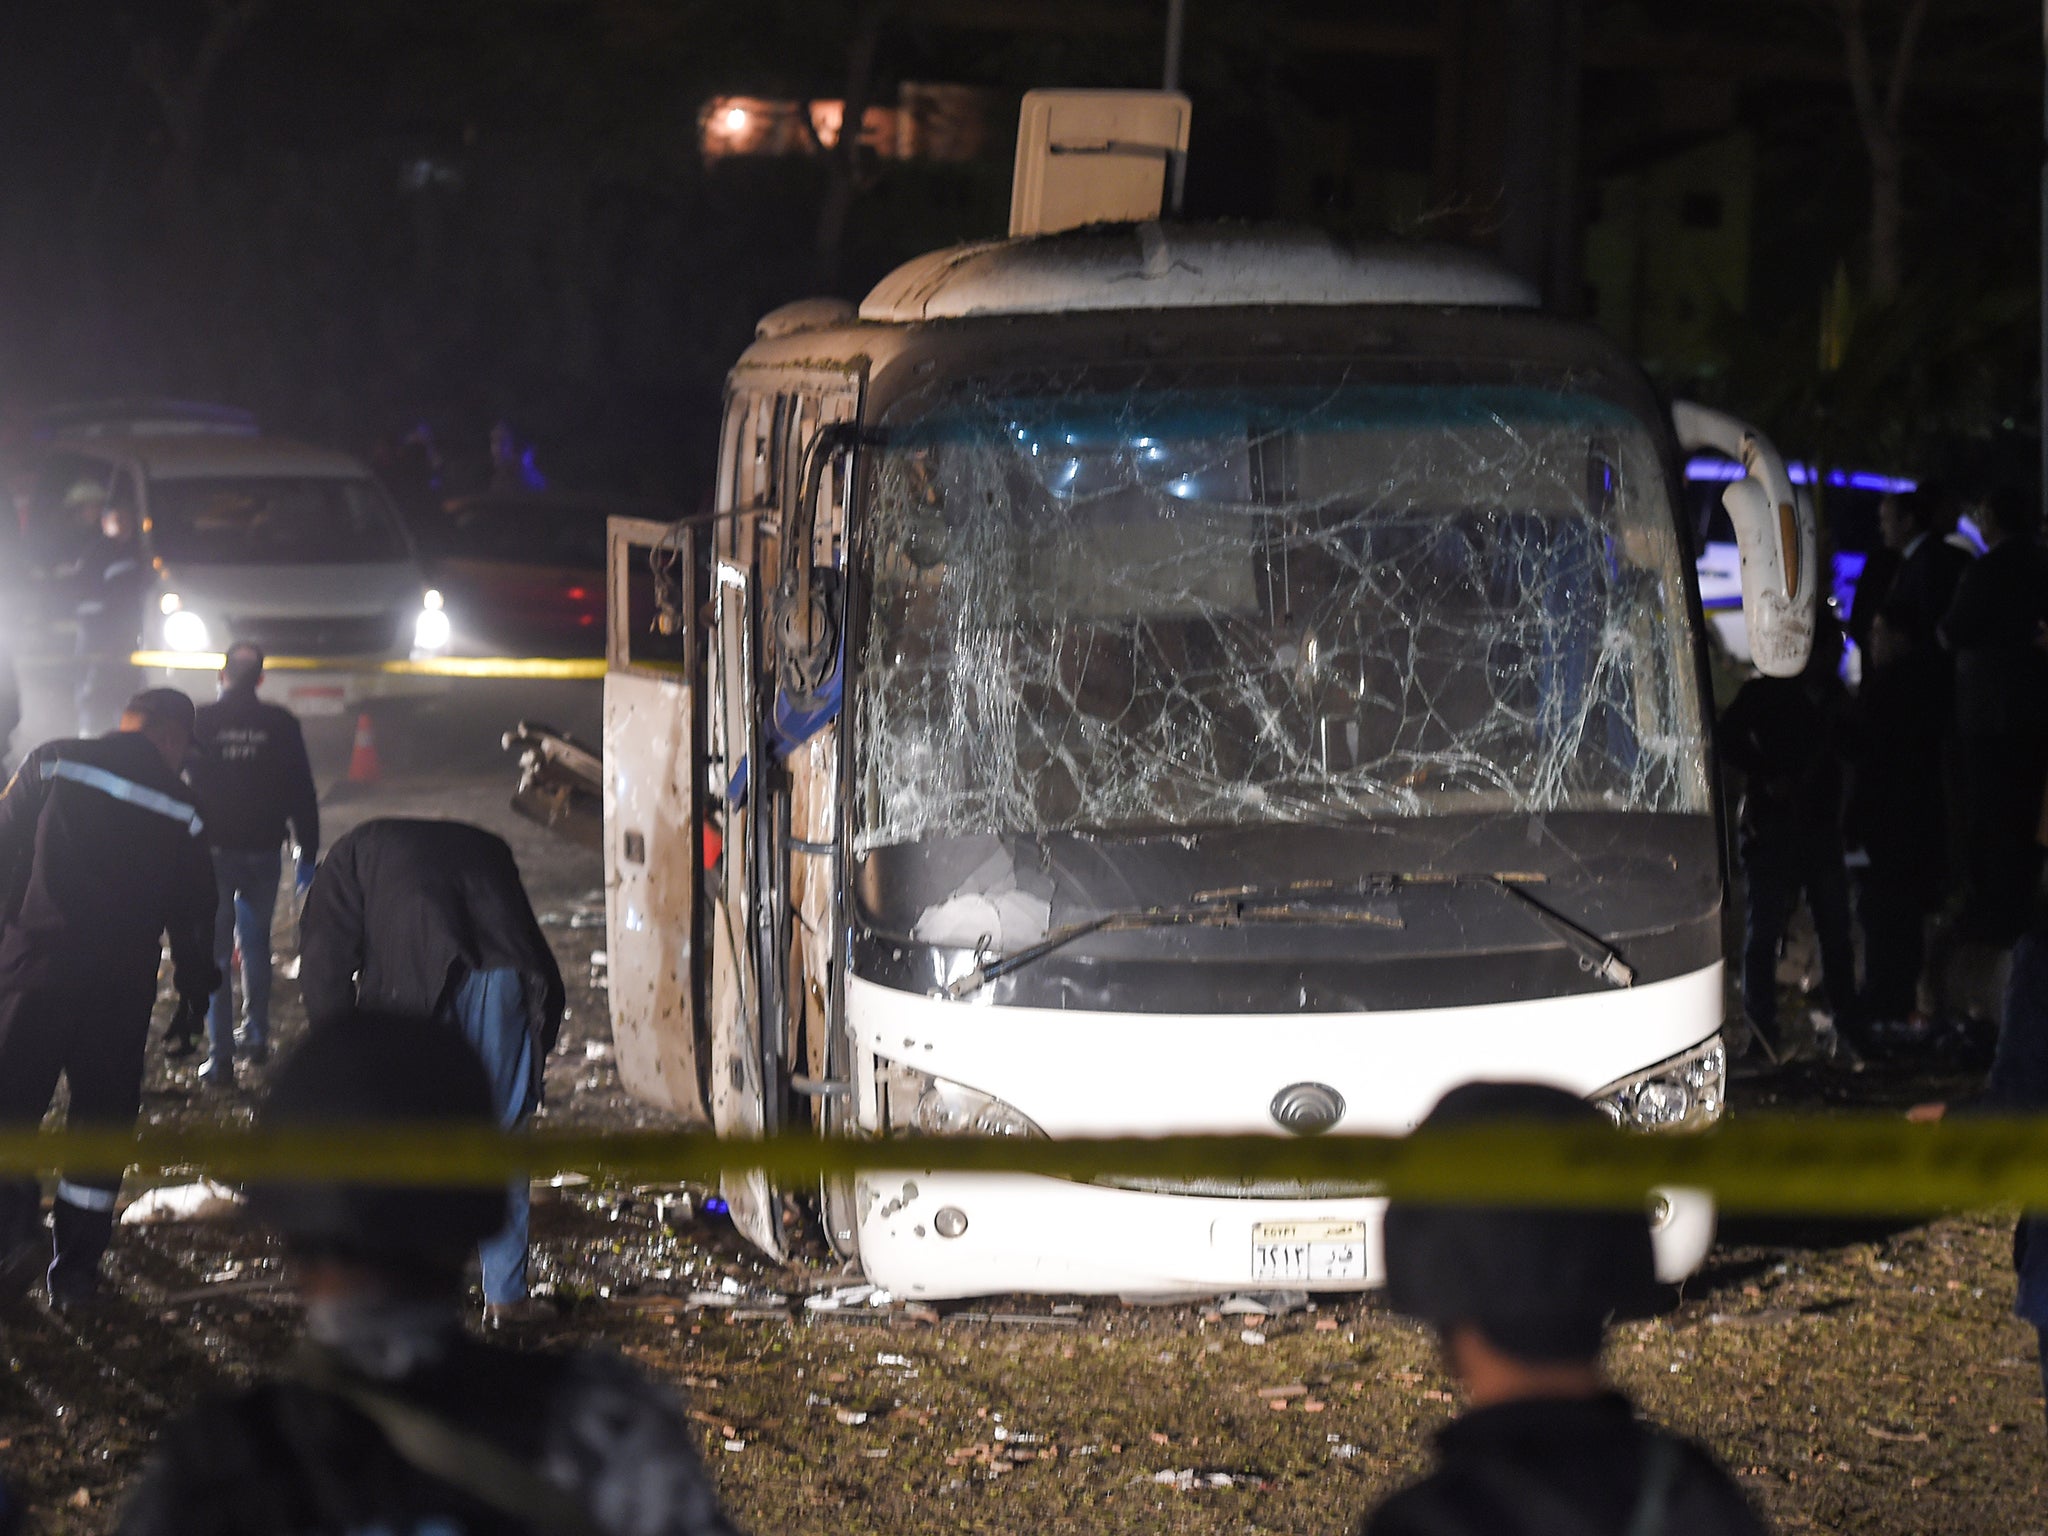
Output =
[{"x1": 347, "y1": 712, "x2": 383, "y2": 785}]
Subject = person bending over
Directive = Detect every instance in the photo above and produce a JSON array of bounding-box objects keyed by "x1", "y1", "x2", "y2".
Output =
[{"x1": 299, "y1": 817, "x2": 564, "y2": 1326}]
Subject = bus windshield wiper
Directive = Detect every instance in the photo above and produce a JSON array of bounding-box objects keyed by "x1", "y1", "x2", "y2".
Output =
[
  {"x1": 1192, "y1": 871, "x2": 1636, "y2": 990},
  {"x1": 1460, "y1": 873, "x2": 1635, "y2": 989},
  {"x1": 942, "y1": 870, "x2": 1632, "y2": 1000},
  {"x1": 943, "y1": 895, "x2": 1404, "y2": 1000}
]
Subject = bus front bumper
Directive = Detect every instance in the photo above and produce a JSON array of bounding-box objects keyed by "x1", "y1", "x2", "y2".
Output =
[{"x1": 852, "y1": 1170, "x2": 1713, "y2": 1301}]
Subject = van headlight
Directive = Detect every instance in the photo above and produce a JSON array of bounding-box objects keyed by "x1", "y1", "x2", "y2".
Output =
[
  {"x1": 161, "y1": 600, "x2": 211, "y2": 653},
  {"x1": 879, "y1": 1063, "x2": 1043, "y2": 1138},
  {"x1": 1594, "y1": 1036, "x2": 1725, "y2": 1132},
  {"x1": 413, "y1": 590, "x2": 451, "y2": 653}
]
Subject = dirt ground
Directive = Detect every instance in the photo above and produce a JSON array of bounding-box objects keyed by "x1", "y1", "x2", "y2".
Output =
[{"x1": 4, "y1": 683, "x2": 2046, "y2": 1534}]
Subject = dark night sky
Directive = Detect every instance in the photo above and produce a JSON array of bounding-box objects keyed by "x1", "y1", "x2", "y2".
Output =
[{"x1": 0, "y1": 1, "x2": 2035, "y2": 494}]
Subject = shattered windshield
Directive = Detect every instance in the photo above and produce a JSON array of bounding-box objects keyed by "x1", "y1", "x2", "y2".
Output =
[{"x1": 855, "y1": 373, "x2": 1707, "y2": 851}]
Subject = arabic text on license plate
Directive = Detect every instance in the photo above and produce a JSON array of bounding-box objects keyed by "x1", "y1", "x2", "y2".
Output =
[{"x1": 1250, "y1": 1218, "x2": 1366, "y2": 1282}]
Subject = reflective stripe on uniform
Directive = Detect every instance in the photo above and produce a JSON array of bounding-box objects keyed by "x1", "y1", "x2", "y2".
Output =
[
  {"x1": 40, "y1": 759, "x2": 204, "y2": 838},
  {"x1": 55, "y1": 1181, "x2": 118, "y2": 1212}
]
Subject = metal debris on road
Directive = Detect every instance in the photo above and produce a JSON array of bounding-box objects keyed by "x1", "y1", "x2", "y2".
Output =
[
  {"x1": 118, "y1": 1179, "x2": 242, "y2": 1225},
  {"x1": 804, "y1": 1282, "x2": 884, "y2": 1311},
  {"x1": 1219, "y1": 1291, "x2": 1309, "y2": 1317},
  {"x1": 539, "y1": 891, "x2": 606, "y2": 930},
  {"x1": 1152, "y1": 1468, "x2": 1254, "y2": 1491}
]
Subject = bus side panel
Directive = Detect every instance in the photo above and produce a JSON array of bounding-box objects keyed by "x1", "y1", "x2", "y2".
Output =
[
  {"x1": 603, "y1": 514, "x2": 709, "y2": 1125},
  {"x1": 788, "y1": 725, "x2": 838, "y2": 1122},
  {"x1": 707, "y1": 557, "x2": 785, "y2": 1257},
  {"x1": 603, "y1": 667, "x2": 707, "y2": 1122}
]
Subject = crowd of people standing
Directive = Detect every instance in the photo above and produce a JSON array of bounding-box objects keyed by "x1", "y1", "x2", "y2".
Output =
[{"x1": 1724, "y1": 481, "x2": 2048, "y2": 1064}]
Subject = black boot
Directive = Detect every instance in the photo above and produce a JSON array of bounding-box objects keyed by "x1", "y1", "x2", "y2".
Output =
[{"x1": 46, "y1": 1186, "x2": 116, "y2": 1305}]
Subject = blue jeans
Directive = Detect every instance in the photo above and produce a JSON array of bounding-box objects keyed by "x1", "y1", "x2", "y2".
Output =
[
  {"x1": 446, "y1": 968, "x2": 538, "y2": 1305},
  {"x1": 208, "y1": 848, "x2": 281, "y2": 1068}
]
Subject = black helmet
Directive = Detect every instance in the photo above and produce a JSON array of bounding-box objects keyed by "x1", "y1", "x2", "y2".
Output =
[
  {"x1": 1382, "y1": 1081, "x2": 1657, "y2": 1363},
  {"x1": 246, "y1": 1014, "x2": 508, "y2": 1270}
]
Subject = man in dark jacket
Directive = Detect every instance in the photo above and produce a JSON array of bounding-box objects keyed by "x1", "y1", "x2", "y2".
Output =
[
  {"x1": 1360, "y1": 1082, "x2": 1767, "y2": 1536},
  {"x1": 1720, "y1": 615, "x2": 1861, "y2": 1055},
  {"x1": 1848, "y1": 606, "x2": 1952, "y2": 1039},
  {"x1": 1860, "y1": 484, "x2": 1973, "y2": 659},
  {"x1": 118, "y1": 1015, "x2": 744, "y2": 1536},
  {"x1": 1939, "y1": 484, "x2": 2048, "y2": 947},
  {"x1": 190, "y1": 642, "x2": 321, "y2": 1084},
  {"x1": 299, "y1": 818, "x2": 564, "y2": 1324},
  {"x1": 0, "y1": 689, "x2": 218, "y2": 1303}
]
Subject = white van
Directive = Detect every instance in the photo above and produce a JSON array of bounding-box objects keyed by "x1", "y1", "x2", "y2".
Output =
[
  {"x1": 23, "y1": 432, "x2": 449, "y2": 718},
  {"x1": 599, "y1": 92, "x2": 1815, "y2": 1299}
]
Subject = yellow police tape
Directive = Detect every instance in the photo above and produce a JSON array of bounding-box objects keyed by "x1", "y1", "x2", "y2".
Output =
[
  {"x1": 7, "y1": 1116, "x2": 2048, "y2": 1216},
  {"x1": 129, "y1": 650, "x2": 607, "y2": 680}
]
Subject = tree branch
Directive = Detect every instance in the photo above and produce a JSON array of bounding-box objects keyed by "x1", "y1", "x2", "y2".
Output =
[
  {"x1": 1883, "y1": 0, "x2": 1934, "y2": 124},
  {"x1": 128, "y1": 0, "x2": 264, "y2": 149},
  {"x1": 1836, "y1": 0, "x2": 1882, "y2": 140}
]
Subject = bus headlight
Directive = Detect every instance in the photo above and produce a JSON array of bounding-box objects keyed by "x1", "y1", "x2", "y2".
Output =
[
  {"x1": 880, "y1": 1063, "x2": 1044, "y2": 1138},
  {"x1": 915, "y1": 1080, "x2": 1041, "y2": 1138},
  {"x1": 162, "y1": 606, "x2": 211, "y2": 653},
  {"x1": 1594, "y1": 1036, "x2": 1725, "y2": 1132},
  {"x1": 413, "y1": 590, "x2": 451, "y2": 653}
]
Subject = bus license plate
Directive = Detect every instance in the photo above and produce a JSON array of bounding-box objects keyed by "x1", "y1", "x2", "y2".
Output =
[
  {"x1": 287, "y1": 685, "x2": 347, "y2": 717},
  {"x1": 1251, "y1": 1219, "x2": 1366, "y2": 1282}
]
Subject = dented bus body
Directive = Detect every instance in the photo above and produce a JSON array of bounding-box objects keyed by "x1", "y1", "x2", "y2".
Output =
[{"x1": 600, "y1": 107, "x2": 1815, "y2": 1300}]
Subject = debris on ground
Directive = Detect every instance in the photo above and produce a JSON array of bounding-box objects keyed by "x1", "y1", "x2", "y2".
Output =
[
  {"x1": 19, "y1": 766, "x2": 2033, "y2": 1536},
  {"x1": 804, "y1": 1282, "x2": 884, "y2": 1312},
  {"x1": 1218, "y1": 1291, "x2": 1307, "y2": 1318},
  {"x1": 539, "y1": 890, "x2": 606, "y2": 929},
  {"x1": 118, "y1": 1179, "x2": 241, "y2": 1225}
]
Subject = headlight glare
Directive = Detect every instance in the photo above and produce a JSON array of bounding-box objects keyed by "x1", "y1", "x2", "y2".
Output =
[
  {"x1": 1594, "y1": 1036, "x2": 1725, "y2": 1133},
  {"x1": 162, "y1": 609, "x2": 210, "y2": 652},
  {"x1": 413, "y1": 604, "x2": 452, "y2": 653}
]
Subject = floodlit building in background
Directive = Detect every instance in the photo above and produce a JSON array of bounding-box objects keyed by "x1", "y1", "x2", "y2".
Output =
[{"x1": 700, "y1": 83, "x2": 993, "y2": 163}]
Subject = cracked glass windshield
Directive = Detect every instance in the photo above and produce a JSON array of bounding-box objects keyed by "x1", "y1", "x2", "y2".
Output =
[{"x1": 856, "y1": 373, "x2": 1708, "y2": 851}]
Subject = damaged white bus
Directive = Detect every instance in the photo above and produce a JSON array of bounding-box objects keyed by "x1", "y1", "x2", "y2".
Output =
[{"x1": 597, "y1": 90, "x2": 1816, "y2": 1299}]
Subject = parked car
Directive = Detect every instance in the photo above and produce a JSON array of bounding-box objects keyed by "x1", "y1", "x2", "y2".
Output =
[
  {"x1": 420, "y1": 492, "x2": 679, "y2": 657},
  {"x1": 15, "y1": 432, "x2": 447, "y2": 719}
]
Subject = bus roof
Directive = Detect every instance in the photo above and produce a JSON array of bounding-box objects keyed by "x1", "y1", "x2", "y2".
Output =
[{"x1": 858, "y1": 223, "x2": 1538, "y2": 324}]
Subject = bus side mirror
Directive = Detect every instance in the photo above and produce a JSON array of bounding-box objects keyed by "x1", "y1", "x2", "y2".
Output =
[{"x1": 1671, "y1": 401, "x2": 1816, "y2": 677}]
